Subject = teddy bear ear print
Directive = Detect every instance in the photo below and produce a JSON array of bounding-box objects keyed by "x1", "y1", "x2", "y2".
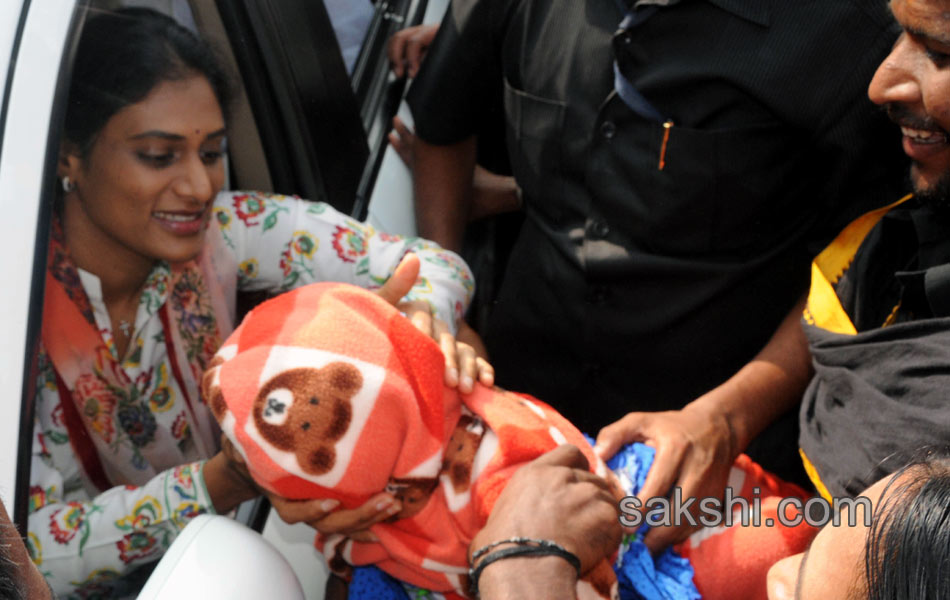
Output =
[
  {"x1": 324, "y1": 362, "x2": 363, "y2": 396},
  {"x1": 261, "y1": 388, "x2": 293, "y2": 426},
  {"x1": 201, "y1": 363, "x2": 227, "y2": 421}
]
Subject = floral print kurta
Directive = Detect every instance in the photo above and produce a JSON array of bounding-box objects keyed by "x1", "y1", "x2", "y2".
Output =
[{"x1": 29, "y1": 191, "x2": 474, "y2": 598}]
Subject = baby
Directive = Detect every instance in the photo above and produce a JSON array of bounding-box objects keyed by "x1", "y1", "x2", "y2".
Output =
[{"x1": 202, "y1": 282, "x2": 813, "y2": 600}]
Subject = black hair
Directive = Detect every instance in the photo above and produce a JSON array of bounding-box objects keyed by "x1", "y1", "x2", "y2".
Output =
[
  {"x1": 0, "y1": 521, "x2": 24, "y2": 600},
  {"x1": 864, "y1": 447, "x2": 950, "y2": 600},
  {"x1": 64, "y1": 7, "x2": 234, "y2": 157}
]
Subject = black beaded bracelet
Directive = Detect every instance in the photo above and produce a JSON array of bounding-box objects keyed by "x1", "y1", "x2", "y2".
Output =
[
  {"x1": 470, "y1": 537, "x2": 566, "y2": 564},
  {"x1": 468, "y1": 541, "x2": 581, "y2": 598}
]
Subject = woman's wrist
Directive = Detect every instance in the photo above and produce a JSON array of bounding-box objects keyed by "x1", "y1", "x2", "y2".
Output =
[{"x1": 202, "y1": 452, "x2": 260, "y2": 514}]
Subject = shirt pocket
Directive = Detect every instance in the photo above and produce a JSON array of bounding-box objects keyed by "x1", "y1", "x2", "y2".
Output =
[
  {"x1": 503, "y1": 77, "x2": 566, "y2": 218},
  {"x1": 594, "y1": 119, "x2": 797, "y2": 257}
]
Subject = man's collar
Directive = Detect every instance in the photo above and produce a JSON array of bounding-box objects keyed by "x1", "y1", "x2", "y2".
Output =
[{"x1": 705, "y1": 0, "x2": 770, "y2": 27}]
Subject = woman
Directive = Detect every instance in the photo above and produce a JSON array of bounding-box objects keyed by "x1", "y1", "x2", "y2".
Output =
[
  {"x1": 767, "y1": 449, "x2": 950, "y2": 600},
  {"x1": 28, "y1": 8, "x2": 484, "y2": 597}
]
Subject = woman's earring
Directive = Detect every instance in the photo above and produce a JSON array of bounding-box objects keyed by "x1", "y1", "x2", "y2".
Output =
[{"x1": 61, "y1": 176, "x2": 72, "y2": 193}]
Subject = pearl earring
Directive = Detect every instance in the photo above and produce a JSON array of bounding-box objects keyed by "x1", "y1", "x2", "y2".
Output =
[{"x1": 61, "y1": 176, "x2": 72, "y2": 193}]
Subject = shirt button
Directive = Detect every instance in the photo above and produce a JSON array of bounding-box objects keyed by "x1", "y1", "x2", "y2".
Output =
[
  {"x1": 620, "y1": 32, "x2": 633, "y2": 45},
  {"x1": 588, "y1": 219, "x2": 610, "y2": 239},
  {"x1": 600, "y1": 120, "x2": 616, "y2": 140}
]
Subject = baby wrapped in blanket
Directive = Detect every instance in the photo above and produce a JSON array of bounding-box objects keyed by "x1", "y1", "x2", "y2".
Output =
[{"x1": 202, "y1": 282, "x2": 815, "y2": 600}]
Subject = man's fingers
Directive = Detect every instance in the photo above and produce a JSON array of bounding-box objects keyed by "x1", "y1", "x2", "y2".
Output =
[
  {"x1": 392, "y1": 115, "x2": 413, "y2": 141},
  {"x1": 635, "y1": 439, "x2": 685, "y2": 515},
  {"x1": 387, "y1": 32, "x2": 407, "y2": 77},
  {"x1": 388, "y1": 131, "x2": 412, "y2": 167},
  {"x1": 405, "y1": 36, "x2": 427, "y2": 77},
  {"x1": 531, "y1": 444, "x2": 591, "y2": 471},
  {"x1": 642, "y1": 517, "x2": 693, "y2": 555},
  {"x1": 376, "y1": 253, "x2": 421, "y2": 306},
  {"x1": 593, "y1": 413, "x2": 651, "y2": 461}
]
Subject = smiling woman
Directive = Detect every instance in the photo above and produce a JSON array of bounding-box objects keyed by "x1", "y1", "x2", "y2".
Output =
[{"x1": 27, "y1": 7, "x2": 480, "y2": 598}]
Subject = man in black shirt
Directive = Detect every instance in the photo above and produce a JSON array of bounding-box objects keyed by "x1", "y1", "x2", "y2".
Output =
[{"x1": 407, "y1": 0, "x2": 906, "y2": 550}]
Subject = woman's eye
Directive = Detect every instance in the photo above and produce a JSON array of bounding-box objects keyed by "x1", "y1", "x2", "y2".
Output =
[
  {"x1": 200, "y1": 150, "x2": 223, "y2": 165},
  {"x1": 137, "y1": 152, "x2": 176, "y2": 168}
]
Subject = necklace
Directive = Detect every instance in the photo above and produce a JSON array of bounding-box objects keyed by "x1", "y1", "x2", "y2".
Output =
[{"x1": 118, "y1": 319, "x2": 132, "y2": 337}]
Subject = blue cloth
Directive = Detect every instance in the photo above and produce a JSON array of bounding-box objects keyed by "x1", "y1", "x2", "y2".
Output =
[
  {"x1": 602, "y1": 439, "x2": 701, "y2": 600},
  {"x1": 349, "y1": 565, "x2": 411, "y2": 599},
  {"x1": 347, "y1": 441, "x2": 701, "y2": 600}
]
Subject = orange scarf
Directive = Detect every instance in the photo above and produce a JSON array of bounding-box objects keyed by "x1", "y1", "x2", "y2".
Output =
[{"x1": 41, "y1": 219, "x2": 236, "y2": 491}]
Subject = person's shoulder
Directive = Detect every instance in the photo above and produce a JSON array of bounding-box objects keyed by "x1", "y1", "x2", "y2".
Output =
[
  {"x1": 213, "y1": 190, "x2": 301, "y2": 206},
  {"x1": 774, "y1": 0, "x2": 896, "y2": 30}
]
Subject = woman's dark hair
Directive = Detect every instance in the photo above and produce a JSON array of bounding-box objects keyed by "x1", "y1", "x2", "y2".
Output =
[
  {"x1": 64, "y1": 7, "x2": 234, "y2": 157},
  {"x1": 864, "y1": 447, "x2": 950, "y2": 600},
  {"x1": 0, "y1": 520, "x2": 24, "y2": 600}
]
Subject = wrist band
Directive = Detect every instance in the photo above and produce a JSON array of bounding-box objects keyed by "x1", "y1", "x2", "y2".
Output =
[
  {"x1": 470, "y1": 537, "x2": 568, "y2": 563},
  {"x1": 468, "y1": 540, "x2": 581, "y2": 598}
]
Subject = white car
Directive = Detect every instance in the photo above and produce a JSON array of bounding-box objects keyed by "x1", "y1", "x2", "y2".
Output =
[{"x1": 0, "y1": 0, "x2": 445, "y2": 597}]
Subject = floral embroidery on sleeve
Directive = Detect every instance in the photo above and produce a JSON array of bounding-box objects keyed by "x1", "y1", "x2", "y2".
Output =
[{"x1": 215, "y1": 190, "x2": 475, "y2": 331}]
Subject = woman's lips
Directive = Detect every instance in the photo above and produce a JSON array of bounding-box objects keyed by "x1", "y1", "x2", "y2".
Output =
[{"x1": 152, "y1": 210, "x2": 206, "y2": 235}]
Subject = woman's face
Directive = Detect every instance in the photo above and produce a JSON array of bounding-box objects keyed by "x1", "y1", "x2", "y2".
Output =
[
  {"x1": 766, "y1": 475, "x2": 895, "y2": 600},
  {"x1": 61, "y1": 74, "x2": 227, "y2": 266}
]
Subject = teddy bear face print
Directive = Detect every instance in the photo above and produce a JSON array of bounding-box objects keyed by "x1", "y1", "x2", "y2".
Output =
[{"x1": 252, "y1": 362, "x2": 363, "y2": 476}]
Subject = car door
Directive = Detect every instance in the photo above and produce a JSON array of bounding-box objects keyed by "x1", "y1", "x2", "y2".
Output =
[{"x1": 0, "y1": 0, "x2": 81, "y2": 533}]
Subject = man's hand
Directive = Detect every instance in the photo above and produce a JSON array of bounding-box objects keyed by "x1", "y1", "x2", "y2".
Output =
[
  {"x1": 594, "y1": 400, "x2": 736, "y2": 553},
  {"x1": 377, "y1": 253, "x2": 493, "y2": 392},
  {"x1": 388, "y1": 24, "x2": 439, "y2": 78},
  {"x1": 389, "y1": 116, "x2": 521, "y2": 224},
  {"x1": 471, "y1": 445, "x2": 621, "y2": 574},
  {"x1": 593, "y1": 295, "x2": 814, "y2": 554},
  {"x1": 388, "y1": 115, "x2": 415, "y2": 168}
]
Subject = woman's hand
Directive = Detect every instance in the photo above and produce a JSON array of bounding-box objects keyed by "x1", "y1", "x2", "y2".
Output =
[
  {"x1": 377, "y1": 254, "x2": 494, "y2": 393},
  {"x1": 218, "y1": 436, "x2": 399, "y2": 542},
  {"x1": 202, "y1": 444, "x2": 261, "y2": 515}
]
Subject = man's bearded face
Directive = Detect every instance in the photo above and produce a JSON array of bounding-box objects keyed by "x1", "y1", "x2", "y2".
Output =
[{"x1": 869, "y1": 0, "x2": 950, "y2": 212}]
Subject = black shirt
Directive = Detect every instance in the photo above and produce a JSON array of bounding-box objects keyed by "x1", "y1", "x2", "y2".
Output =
[
  {"x1": 839, "y1": 202, "x2": 950, "y2": 330},
  {"x1": 800, "y1": 202, "x2": 950, "y2": 497},
  {"x1": 408, "y1": 0, "x2": 907, "y2": 432}
]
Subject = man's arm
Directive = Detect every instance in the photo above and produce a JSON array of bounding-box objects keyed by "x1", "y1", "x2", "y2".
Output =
[
  {"x1": 412, "y1": 135, "x2": 478, "y2": 252},
  {"x1": 595, "y1": 294, "x2": 813, "y2": 552},
  {"x1": 469, "y1": 445, "x2": 622, "y2": 600}
]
